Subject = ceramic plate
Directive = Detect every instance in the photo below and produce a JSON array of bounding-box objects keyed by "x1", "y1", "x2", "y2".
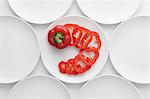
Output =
[
  {"x1": 109, "y1": 16, "x2": 150, "y2": 84},
  {"x1": 0, "y1": 15, "x2": 40, "y2": 83},
  {"x1": 8, "y1": 0, "x2": 73, "y2": 24},
  {"x1": 77, "y1": 0, "x2": 141, "y2": 24},
  {"x1": 40, "y1": 15, "x2": 108, "y2": 83},
  {"x1": 77, "y1": 74, "x2": 141, "y2": 99},
  {"x1": 7, "y1": 74, "x2": 71, "y2": 99}
]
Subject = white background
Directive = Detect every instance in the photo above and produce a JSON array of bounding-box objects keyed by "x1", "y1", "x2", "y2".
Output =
[{"x1": 0, "y1": 0, "x2": 150, "y2": 99}]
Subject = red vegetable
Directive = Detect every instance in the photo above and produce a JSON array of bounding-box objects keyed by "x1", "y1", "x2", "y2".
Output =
[
  {"x1": 79, "y1": 48, "x2": 99, "y2": 66},
  {"x1": 58, "y1": 61, "x2": 67, "y2": 73},
  {"x1": 48, "y1": 25, "x2": 71, "y2": 49},
  {"x1": 65, "y1": 59, "x2": 77, "y2": 74},
  {"x1": 76, "y1": 27, "x2": 92, "y2": 49},
  {"x1": 86, "y1": 31, "x2": 101, "y2": 51},
  {"x1": 59, "y1": 59, "x2": 77, "y2": 75},
  {"x1": 64, "y1": 24, "x2": 78, "y2": 31},
  {"x1": 64, "y1": 24, "x2": 79, "y2": 46},
  {"x1": 55, "y1": 24, "x2": 102, "y2": 75},
  {"x1": 73, "y1": 55, "x2": 91, "y2": 73},
  {"x1": 71, "y1": 27, "x2": 82, "y2": 46}
]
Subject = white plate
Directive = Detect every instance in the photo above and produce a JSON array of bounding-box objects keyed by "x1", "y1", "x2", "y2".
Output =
[
  {"x1": 76, "y1": 74, "x2": 141, "y2": 99},
  {"x1": 0, "y1": 15, "x2": 40, "y2": 83},
  {"x1": 8, "y1": 0, "x2": 73, "y2": 24},
  {"x1": 40, "y1": 15, "x2": 108, "y2": 83},
  {"x1": 77, "y1": 0, "x2": 141, "y2": 24},
  {"x1": 109, "y1": 16, "x2": 150, "y2": 84},
  {"x1": 7, "y1": 74, "x2": 71, "y2": 99}
]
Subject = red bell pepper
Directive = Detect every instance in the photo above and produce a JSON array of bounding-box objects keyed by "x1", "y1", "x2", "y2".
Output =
[
  {"x1": 58, "y1": 61, "x2": 67, "y2": 73},
  {"x1": 71, "y1": 27, "x2": 82, "y2": 46},
  {"x1": 48, "y1": 25, "x2": 71, "y2": 49},
  {"x1": 64, "y1": 24, "x2": 78, "y2": 30},
  {"x1": 86, "y1": 31, "x2": 101, "y2": 51},
  {"x1": 76, "y1": 27, "x2": 92, "y2": 49},
  {"x1": 73, "y1": 55, "x2": 92, "y2": 73},
  {"x1": 57, "y1": 24, "x2": 102, "y2": 75},
  {"x1": 79, "y1": 48, "x2": 99, "y2": 66},
  {"x1": 65, "y1": 59, "x2": 77, "y2": 74},
  {"x1": 59, "y1": 59, "x2": 77, "y2": 75},
  {"x1": 64, "y1": 24, "x2": 79, "y2": 46}
]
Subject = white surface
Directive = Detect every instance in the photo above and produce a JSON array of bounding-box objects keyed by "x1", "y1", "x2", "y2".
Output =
[
  {"x1": 40, "y1": 16, "x2": 108, "y2": 83},
  {"x1": 0, "y1": 0, "x2": 150, "y2": 99},
  {"x1": 77, "y1": 0, "x2": 141, "y2": 24},
  {"x1": 0, "y1": 15, "x2": 40, "y2": 83},
  {"x1": 77, "y1": 75, "x2": 141, "y2": 99},
  {"x1": 7, "y1": 74, "x2": 71, "y2": 99},
  {"x1": 109, "y1": 16, "x2": 150, "y2": 84},
  {"x1": 8, "y1": 0, "x2": 73, "y2": 24}
]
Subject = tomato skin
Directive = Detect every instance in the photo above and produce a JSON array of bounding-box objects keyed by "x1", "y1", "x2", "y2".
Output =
[{"x1": 48, "y1": 25, "x2": 71, "y2": 49}]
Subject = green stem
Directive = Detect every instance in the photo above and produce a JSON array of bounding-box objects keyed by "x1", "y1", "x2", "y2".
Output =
[{"x1": 53, "y1": 32, "x2": 64, "y2": 44}]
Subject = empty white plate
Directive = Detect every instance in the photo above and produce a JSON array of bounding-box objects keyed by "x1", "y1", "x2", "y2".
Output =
[
  {"x1": 77, "y1": 0, "x2": 141, "y2": 24},
  {"x1": 109, "y1": 16, "x2": 150, "y2": 84},
  {"x1": 40, "y1": 16, "x2": 108, "y2": 83},
  {"x1": 76, "y1": 74, "x2": 141, "y2": 99},
  {"x1": 7, "y1": 74, "x2": 71, "y2": 99},
  {"x1": 0, "y1": 15, "x2": 40, "y2": 83},
  {"x1": 8, "y1": 0, "x2": 73, "y2": 24}
]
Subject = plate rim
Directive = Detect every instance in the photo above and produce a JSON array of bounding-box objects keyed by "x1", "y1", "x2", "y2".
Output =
[
  {"x1": 76, "y1": 0, "x2": 142, "y2": 24},
  {"x1": 109, "y1": 15, "x2": 150, "y2": 84},
  {"x1": 0, "y1": 15, "x2": 40, "y2": 84},
  {"x1": 77, "y1": 74, "x2": 141, "y2": 99},
  {"x1": 7, "y1": 0, "x2": 74, "y2": 24},
  {"x1": 7, "y1": 74, "x2": 72, "y2": 99},
  {"x1": 40, "y1": 15, "x2": 109, "y2": 84}
]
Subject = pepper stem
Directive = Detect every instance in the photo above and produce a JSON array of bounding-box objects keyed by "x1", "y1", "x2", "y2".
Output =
[{"x1": 53, "y1": 32, "x2": 64, "y2": 44}]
